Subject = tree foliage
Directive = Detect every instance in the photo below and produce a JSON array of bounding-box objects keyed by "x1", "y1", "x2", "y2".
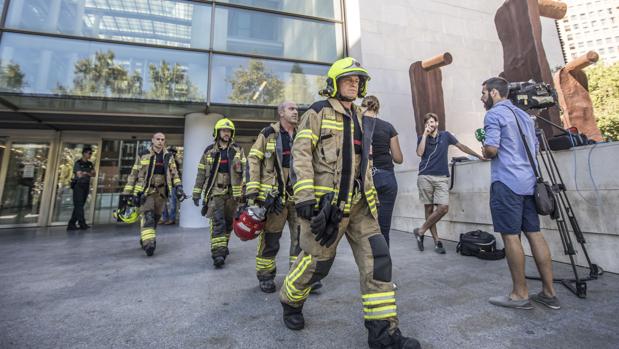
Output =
[
  {"x1": 227, "y1": 59, "x2": 284, "y2": 105},
  {"x1": 586, "y1": 61, "x2": 619, "y2": 141},
  {"x1": 57, "y1": 50, "x2": 200, "y2": 101},
  {"x1": 0, "y1": 61, "x2": 26, "y2": 92}
]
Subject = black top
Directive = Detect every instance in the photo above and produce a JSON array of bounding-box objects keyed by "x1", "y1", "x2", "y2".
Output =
[
  {"x1": 218, "y1": 148, "x2": 229, "y2": 173},
  {"x1": 417, "y1": 131, "x2": 458, "y2": 177},
  {"x1": 371, "y1": 118, "x2": 398, "y2": 171},
  {"x1": 153, "y1": 151, "x2": 165, "y2": 175},
  {"x1": 73, "y1": 159, "x2": 94, "y2": 184},
  {"x1": 280, "y1": 126, "x2": 295, "y2": 168}
]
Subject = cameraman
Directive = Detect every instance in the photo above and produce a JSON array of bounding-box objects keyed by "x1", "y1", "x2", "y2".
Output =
[
  {"x1": 480, "y1": 77, "x2": 560, "y2": 310},
  {"x1": 413, "y1": 113, "x2": 485, "y2": 254}
]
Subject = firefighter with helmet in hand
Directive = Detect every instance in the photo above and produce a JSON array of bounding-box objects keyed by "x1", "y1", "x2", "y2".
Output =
[
  {"x1": 245, "y1": 101, "x2": 323, "y2": 294},
  {"x1": 122, "y1": 132, "x2": 186, "y2": 257},
  {"x1": 278, "y1": 57, "x2": 421, "y2": 349},
  {"x1": 192, "y1": 117, "x2": 247, "y2": 268}
]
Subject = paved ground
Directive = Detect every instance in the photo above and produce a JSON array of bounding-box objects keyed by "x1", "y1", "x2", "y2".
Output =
[{"x1": 0, "y1": 224, "x2": 618, "y2": 349}]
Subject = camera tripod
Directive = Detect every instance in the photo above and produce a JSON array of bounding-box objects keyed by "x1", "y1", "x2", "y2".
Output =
[{"x1": 525, "y1": 115, "x2": 603, "y2": 298}]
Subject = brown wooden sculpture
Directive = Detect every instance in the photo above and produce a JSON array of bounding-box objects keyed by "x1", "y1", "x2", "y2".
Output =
[
  {"x1": 409, "y1": 52, "x2": 453, "y2": 135},
  {"x1": 495, "y1": 0, "x2": 567, "y2": 138},
  {"x1": 553, "y1": 51, "x2": 603, "y2": 141}
]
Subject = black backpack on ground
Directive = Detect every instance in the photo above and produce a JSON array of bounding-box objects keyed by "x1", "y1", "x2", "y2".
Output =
[{"x1": 456, "y1": 230, "x2": 505, "y2": 260}]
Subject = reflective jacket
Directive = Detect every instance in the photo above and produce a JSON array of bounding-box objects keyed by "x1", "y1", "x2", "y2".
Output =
[
  {"x1": 122, "y1": 147, "x2": 181, "y2": 197},
  {"x1": 247, "y1": 122, "x2": 296, "y2": 202},
  {"x1": 192, "y1": 141, "x2": 246, "y2": 200},
  {"x1": 292, "y1": 98, "x2": 378, "y2": 217}
]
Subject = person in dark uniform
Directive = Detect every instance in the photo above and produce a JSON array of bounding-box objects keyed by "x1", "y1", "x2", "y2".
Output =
[{"x1": 68, "y1": 147, "x2": 95, "y2": 230}]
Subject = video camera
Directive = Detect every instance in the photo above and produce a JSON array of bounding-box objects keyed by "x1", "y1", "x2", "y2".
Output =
[{"x1": 508, "y1": 80, "x2": 557, "y2": 110}]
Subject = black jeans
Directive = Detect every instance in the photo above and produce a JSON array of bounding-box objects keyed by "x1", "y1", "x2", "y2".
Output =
[
  {"x1": 372, "y1": 168, "x2": 398, "y2": 246},
  {"x1": 69, "y1": 182, "x2": 90, "y2": 226}
]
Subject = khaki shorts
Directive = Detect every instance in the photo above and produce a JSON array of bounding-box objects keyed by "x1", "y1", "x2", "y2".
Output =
[{"x1": 417, "y1": 175, "x2": 450, "y2": 205}]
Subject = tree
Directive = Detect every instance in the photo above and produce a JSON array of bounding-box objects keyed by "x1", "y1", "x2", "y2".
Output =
[
  {"x1": 586, "y1": 61, "x2": 619, "y2": 141},
  {"x1": 147, "y1": 60, "x2": 201, "y2": 101},
  {"x1": 228, "y1": 59, "x2": 284, "y2": 105},
  {"x1": 59, "y1": 50, "x2": 143, "y2": 98},
  {"x1": 0, "y1": 61, "x2": 26, "y2": 92}
]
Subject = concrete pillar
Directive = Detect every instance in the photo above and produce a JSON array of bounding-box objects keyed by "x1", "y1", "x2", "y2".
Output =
[{"x1": 179, "y1": 112, "x2": 220, "y2": 228}]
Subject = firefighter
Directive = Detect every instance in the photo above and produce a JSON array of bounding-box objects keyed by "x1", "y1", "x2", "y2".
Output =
[
  {"x1": 122, "y1": 132, "x2": 185, "y2": 257},
  {"x1": 278, "y1": 58, "x2": 420, "y2": 349},
  {"x1": 192, "y1": 117, "x2": 246, "y2": 268},
  {"x1": 246, "y1": 101, "x2": 323, "y2": 293}
]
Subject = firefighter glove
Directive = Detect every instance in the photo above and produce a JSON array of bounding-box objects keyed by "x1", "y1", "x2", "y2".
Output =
[
  {"x1": 175, "y1": 185, "x2": 187, "y2": 202},
  {"x1": 264, "y1": 192, "x2": 283, "y2": 215},
  {"x1": 245, "y1": 192, "x2": 259, "y2": 206},
  {"x1": 295, "y1": 201, "x2": 315, "y2": 220}
]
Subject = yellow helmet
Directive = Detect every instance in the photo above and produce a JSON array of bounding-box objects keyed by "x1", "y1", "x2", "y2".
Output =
[
  {"x1": 213, "y1": 118, "x2": 235, "y2": 138},
  {"x1": 320, "y1": 57, "x2": 371, "y2": 99},
  {"x1": 113, "y1": 206, "x2": 139, "y2": 224}
]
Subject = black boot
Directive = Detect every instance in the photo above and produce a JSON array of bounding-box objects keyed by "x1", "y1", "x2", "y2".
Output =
[
  {"x1": 365, "y1": 320, "x2": 421, "y2": 349},
  {"x1": 143, "y1": 240, "x2": 156, "y2": 257},
  {"x1": 282, "y1": 303, "x2": 304, "y2": 330},
  {"x1": 213, "y1": 256, "x2": 225, "y2": 268},
  {"x1": 260, "y1": 279, "x2": 276, "y2": 293},
  {"x1": 67, "y1": 224, "x2": 78, "y2": 231},
  {"x1": 310, "y1": 280, "x2": 323, "y2": 294}
]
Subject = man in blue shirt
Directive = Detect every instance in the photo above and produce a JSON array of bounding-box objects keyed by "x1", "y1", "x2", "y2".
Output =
[
  {"x1": 481, "y1": 77, "x2": 560, "y2": 310},
  {"x1": 413, "y1": 113, "x2": 485, "y2": 254}
]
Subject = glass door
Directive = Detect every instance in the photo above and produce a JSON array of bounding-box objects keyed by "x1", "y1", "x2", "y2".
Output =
[
  {"x1": 49, "y1": 142, "x2": 99, "y2": 225},
  {"x1": 0, "y1": 142, "x2": 51, "y2": 226}
]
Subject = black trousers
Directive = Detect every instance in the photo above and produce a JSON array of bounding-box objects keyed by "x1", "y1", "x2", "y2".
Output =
[{"x1": 69, "y1": 183, "x2": 90, "y2": 226}]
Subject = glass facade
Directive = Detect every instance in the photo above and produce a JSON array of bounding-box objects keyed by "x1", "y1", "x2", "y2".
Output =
[
  {"x1": 0, "y1": 0, "x2": 340, "y2": 107},
  {"x1": 211, "y1": 54, "x2": 327, "y2": 106},
  {"x1": 213, "y1": 6, "x2": 342, "y2": 62},
  {"x1": 5, "y1": 0, "x2": 212, "y2": 49},
  {"x1": 0, "y1": 33, "x2": 209, "y2": 101},
  {"x1": 217, "y1": 0, "x2": 341, "y2": 19}
]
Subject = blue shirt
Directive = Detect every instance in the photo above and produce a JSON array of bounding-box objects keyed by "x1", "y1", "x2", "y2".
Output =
[
  {"x1": 417, "y1": 131, "x2": 458, "y2": 177},
  {"x1": 483, "y1": 100, "x2": 538, "y2": 195}
]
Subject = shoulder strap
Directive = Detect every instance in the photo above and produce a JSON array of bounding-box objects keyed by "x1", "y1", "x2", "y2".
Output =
[{"x1": 501, "y1": 106, "x2": 540, "y2": 179}]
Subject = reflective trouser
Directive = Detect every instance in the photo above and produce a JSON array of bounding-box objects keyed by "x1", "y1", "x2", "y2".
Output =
[
  {"x1": 139, "y1": 187, "x2": 167, "y2": 243},
  {"x1": 279, "y1": 199, "x2": 398, "y2": 331},
  {"x1": 207, "y1": 193, "x2": 237, "y2": 259},
  {"x1": 256, "y1": 199, "x2": 301, "y2": 281}
]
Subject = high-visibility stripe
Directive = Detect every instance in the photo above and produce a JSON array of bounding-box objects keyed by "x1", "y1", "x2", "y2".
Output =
[
  {"x1": 296, "y1": 130, "x2": 318, "y2": 146},
  {"x1": 363, "y1": 305, "x2": 397, "y2": 320},
  {"x1": 132, "y1": 165, "x2": 140, "y2": 171},
  {"x1": 283, "y1": 255, "x2": 312, "y2": 301},
  {"x1": 249, "y1": 149, "x2": 264, "y2": 159},
  {"x1": 173, "y1": 178, "x2": 182, "y2": 185},
  {"x1": 362, "y1": 291, "x2": 395, "y2": 300},
  {"x1": 198, "y1": 163, "x2": 206, "y2": 170},
  {"x1": 256, "y1": 257, "x2": 276, "y2": 271},
  {"x1": 293, "y1": 179, "x2": 313, "y2": 190},
  {"x1": 193, "y1": 188, "x2": 202, "y2": 193},
  {"x1": 141, "y1": 228, "x2": 156, "y2": 241},
  {"x1": 140, "y1": 159, "x2": 150, "y2": 165},
  {"x1": 123, "y1": 185, "x2": 134, "y2": 192}
]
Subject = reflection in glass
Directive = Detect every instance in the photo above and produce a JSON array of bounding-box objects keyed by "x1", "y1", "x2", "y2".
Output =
[
  {"x1": 0, "y1": 143, "x2": 50, "y2": 225},
  {"x1": 213, "y1": 7, "x2": 342, "y2": 62},
  {"x1": 0, "y1": 33, "x2": 208, "y2": 101},
  {"x1": 52, "y1": 143, "x2": 98, "y2": 224},
  {"x1": 95, "y1": 139, "x2": 151, "y2": 224},
  {"x1": 6, "y1": 0, "x2": 211, "y2": 49},
  {"x1": 217, "y1": 0, "x2": 341, "y2": 19},
  {"x1": 211, "y1": 54, "x2": 328, "y2": 107}
]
